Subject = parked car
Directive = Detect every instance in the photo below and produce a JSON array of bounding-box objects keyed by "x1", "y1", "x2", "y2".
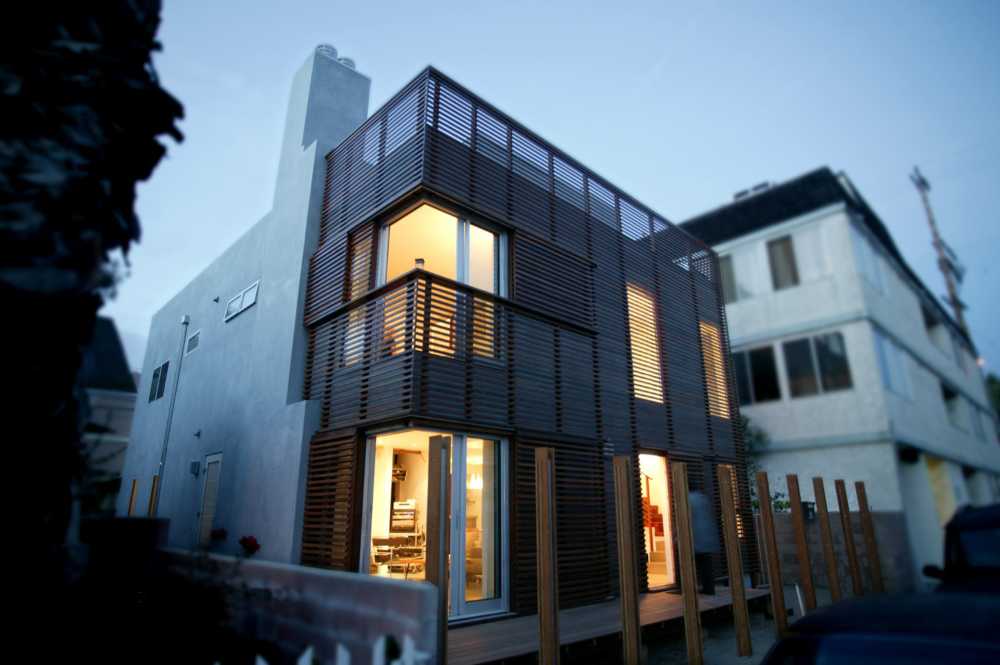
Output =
[
  {"x1": 922, "y1": 503, "x2": 1000, "y2": 592},
  {"x1": 759, "y1": 592, "x2": 1000, "y2": 664}
]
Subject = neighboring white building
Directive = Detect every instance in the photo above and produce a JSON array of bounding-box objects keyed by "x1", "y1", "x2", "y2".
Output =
[{"x1": 683, "y1": 167, "x2": 1000, "y2": 589}]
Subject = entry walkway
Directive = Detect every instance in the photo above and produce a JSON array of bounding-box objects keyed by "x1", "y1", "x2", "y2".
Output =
[{"x1": 448, "y1": 587, "x2": 771, "y2": 665}]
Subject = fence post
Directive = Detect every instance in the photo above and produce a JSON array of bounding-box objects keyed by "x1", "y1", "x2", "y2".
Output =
[
  {"x1": 786, "y1": 474, "x2": 817, "y2": 612},
  {"x1": 671, "y1": 461, "x2": 703, "y2": 665},
  {"x1": 812, "y1": 477, "x2": 841, "y2": 602},
  {"x1": 426, "y1": 435, "x2": 451, "y2": 665},
  {"x1": 717, "y1": 466, "x2": 752, "y2": 657},
  {"x1": 535, "y1": 447, "x2": 560, "y2": 665},
  {"x1": 855, "y1": 481, "x2": 885, "y2": 593},
  {"x1": 613, "y1": 456, "x2": 642, "y2": 665},
  {"x1": 756, "y1": 472, "x2": 788, "y2": 636},
  {"x1": 835, "y1": 479, "x2": 864, "y2": 596}
]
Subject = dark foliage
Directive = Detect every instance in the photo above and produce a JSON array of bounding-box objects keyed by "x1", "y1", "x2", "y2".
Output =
[{"x1": 1, "y1": 0, "x2": 182, "y2": 634}]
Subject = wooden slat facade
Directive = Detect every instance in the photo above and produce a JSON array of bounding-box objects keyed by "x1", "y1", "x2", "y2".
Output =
[{"x1": 299, "y1": 66, "x2": 759, "y2": 619}]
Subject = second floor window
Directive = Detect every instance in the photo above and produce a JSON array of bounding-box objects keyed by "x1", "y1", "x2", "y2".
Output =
[
  {"x1": 767, "y1": 235, "x2": 799, "y2": 291},
  {"x1": 732, "y1": 346, "x2": 780, "y2": 406},
  {"x1": 626, "y1": 283, "x2": 664, "y2": 404},
  {"x1": 782, "y1": 332, "x2": 853, "y2": 398},
  {"x1": 379, "y1": 203, "x2": 506, "y2": 295}
]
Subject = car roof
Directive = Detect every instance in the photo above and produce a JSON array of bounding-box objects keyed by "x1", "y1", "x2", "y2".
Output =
[{"x1": 789, "y1": 593, "x2": 1000, "y2": 643}]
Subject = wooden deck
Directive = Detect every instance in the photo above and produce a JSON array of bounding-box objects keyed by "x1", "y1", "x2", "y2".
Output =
[{"x1": 448, "y1": 587, "x2": 771, "y2": 665}]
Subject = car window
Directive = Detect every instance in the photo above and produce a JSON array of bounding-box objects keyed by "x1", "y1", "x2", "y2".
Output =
[{"x1": 959, "y1": 528, "x2": 1000, "y2": 568}]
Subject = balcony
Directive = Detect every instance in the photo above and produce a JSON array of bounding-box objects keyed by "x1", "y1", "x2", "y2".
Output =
[{"x1": 306, "y1": 270, "x2": 597, "y2": 436}]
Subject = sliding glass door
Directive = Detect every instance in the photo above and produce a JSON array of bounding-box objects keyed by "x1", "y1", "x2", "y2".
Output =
[{"x1": 360, "y1": 428, "x2": 508, "y2": 619}]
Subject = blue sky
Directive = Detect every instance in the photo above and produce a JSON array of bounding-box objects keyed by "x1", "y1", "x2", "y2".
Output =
[{"x1": 104, "y1": 0, "x2": 1000, "y2": 375}]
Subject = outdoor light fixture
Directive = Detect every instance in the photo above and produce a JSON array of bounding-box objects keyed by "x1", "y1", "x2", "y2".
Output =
[
  {"x1": 802, "y1": 501, "x2": 816, "y2": 522},
  {"x1": 190, "y1": 460, "x2": 200, "y2": 477},
  {"x1": 467, "y1": 472, "x2": 483, "y2": 491}
]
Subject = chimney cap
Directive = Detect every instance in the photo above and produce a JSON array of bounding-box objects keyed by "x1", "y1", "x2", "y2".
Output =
[
  {"x1": 338, "y1": 57, "x2": 356, "y2": 70},
  {"x1": 316, "y1": 44, "x2": 338, "y2": 60}
]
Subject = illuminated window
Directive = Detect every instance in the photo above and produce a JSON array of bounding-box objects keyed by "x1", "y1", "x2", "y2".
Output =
[
  {"x1": 379, "y1": 203, "x2": 506, "y2": 360},
  {"x1": 700, "y1": 322, "x2": 730, "y2": 419},
  {"x1": 626, "y1": 283, "x2": 663, "y2": 403}
]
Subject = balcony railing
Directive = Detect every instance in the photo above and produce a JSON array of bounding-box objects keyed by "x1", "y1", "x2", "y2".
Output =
[{"x1": 306, "y1": 269, "x2": 597, "y2": 434}]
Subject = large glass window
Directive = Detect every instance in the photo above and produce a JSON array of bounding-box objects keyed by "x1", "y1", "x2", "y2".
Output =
[
  {"x1": 378, "y1": 204, "x2": 505, "y2": 361},
  {"x1": 874, "y1": 329, "x2": 912, "y2": 399},
  {"x1": 732, "y1": 346, "x2": 781, "y2": 405},
  {"x1": 639, "y1": 453, "x2": 675, "y2": 589},
  {"x1": 362, "y1": 429, "x2": 507, "y2": 619},
  {"x1": 626, "y1": 283, "x2": 664, "y2": 404},
  {"x1": 767, "y1": 235, "x2": 800, "y2": 291},
  {"x1": 783, "y1": 338, "x2": 819, "y2": 397},
  {"x1": 783, "y1": 332, "x2": 853, "y2": 399}
]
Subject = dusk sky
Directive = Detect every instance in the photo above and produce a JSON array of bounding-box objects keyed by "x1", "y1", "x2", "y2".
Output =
[{"x1": 103, "y1": 0, "x2": 1000, "y2": 376}]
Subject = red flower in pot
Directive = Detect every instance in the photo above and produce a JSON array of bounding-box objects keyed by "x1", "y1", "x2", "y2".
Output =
[{"x1": 238, "y1": 535, "x2": 261, "y2": 557}]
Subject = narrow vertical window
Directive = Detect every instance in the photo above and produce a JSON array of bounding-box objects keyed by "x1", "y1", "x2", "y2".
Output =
[
  {"x1": 156, "y1": 361, "x2": 169, "y2": 400},
  {"x1": 719, "y1": 255, "x2": 737, "y2": 304},
  {"x1": 783, "y1": 338, "x2": 819, "y2": 397},
  {"x1": 699, "y1": 322, "x2": 730, "y2": 419},
  {"x1": 733, "y1": 352, "x2": 752, "y2": 406},
  {"x1": 148, "y1": 366, "x2": 161, "y2": 402},
  {"x1": 767, "y1": 236, "x2": 799, "y2": 290},
  {"x1": 749, "y1": 347, "x2": 781, "y2": 402},
  {"x1": 626, "y1": 283, "x2": 664, "y2": 403}
]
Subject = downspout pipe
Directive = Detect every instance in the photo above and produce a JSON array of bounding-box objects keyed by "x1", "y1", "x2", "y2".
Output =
[{"x1": 151, "y1": 314, "x2": 190, "y2": 516}]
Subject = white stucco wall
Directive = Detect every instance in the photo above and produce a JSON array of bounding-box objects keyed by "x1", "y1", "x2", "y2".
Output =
[{"x1": 116, "y1": 48, "x2": 370, "y2": 563}]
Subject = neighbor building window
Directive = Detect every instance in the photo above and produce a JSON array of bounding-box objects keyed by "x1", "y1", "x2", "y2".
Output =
[
  {"x1": 767, "y1": 235, "x2": 799, "y2": 290},
  {"x1": 626, "y1": 283, "x2": 664, "y2": 404},
  {"x1": 941, "y1": 383, "x2": 963, "y2": 430},
  {"x1": 732, "y1": 346, "x2": 781, "y2": 405},
  {"x1": 719, "y1": 255, "x2": 737, "y2": 304},
  {"x1": 972, "y1": 403, "x2": 986, "y2": 442},
  {"x1": 699, "y1": 321, "x2": 730, "y2": 419},
  {"x1": 225, "y1": 280, "x2": 260, "y2": 321},
  {"x1": 782, "y1": 332, "x2": 853, "y2": 398},
  {"x1": 148, "y1": 361, "x2": 169, "y2": 402},
  {"x1": 378, "y1": 203, "x2": 506, "y2": 360},
  {"x1": 874, "y1": 329, "x2": 912, "y2": 399}
]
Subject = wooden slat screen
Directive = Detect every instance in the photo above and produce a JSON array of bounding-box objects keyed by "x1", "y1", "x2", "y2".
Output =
[
  {"x1": 513, "y1": 436, "x2": 611, "y2": 613},
  {"x1": 299, "y1": 66, "x2": 759, "y2": 588},
  {"x1": 300, "y1": 430, "x2": 360, "y2": 571}
]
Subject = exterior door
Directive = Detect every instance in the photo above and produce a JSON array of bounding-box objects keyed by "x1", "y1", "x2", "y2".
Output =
[
  {"x1": 360, "y1": 429, "x2": 509, "y2": 619},
  {"x1": 638, "y1": 452, "x2": 676, "y2": 589},
  {"x1": 199, "y1": 453, "x2": 223, "y2": 545}
]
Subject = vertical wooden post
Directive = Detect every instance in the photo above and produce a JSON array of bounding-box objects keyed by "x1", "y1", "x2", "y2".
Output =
[
  {"x1": 755, "y1": 472, "x2": 788, "y2": 636},
  {"x1": 671, "y1": 461, "x2": 703, "y2": 665},
  {"x1": 812, "y1": 478, "x2": 841, "y2": 602},
  {"x1": 855, "y1": 481, "x2": 885, "y2": 593},
  {"x1": 835, "y1": 480, "x2": 864, "y2": 597},
  {"x1": 535, "y1": 447, "x2": 560, "y2": 665},
  {"x1": 613, "y1": 456, "x2": 642, "y2": 665},
  {"x1": 426, "y1": 436, "x2": 452, "y2": 665},
  {"x1": 717, "y1": 466, "x2": 751, "y2": 657},
  {"x1": 786, "y1": 475, "x2": 817, "y2": 612}
]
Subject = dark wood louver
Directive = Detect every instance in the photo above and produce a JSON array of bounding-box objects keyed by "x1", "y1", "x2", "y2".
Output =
[
  {"x1": 300, "y1": 430, "x2": 360, "y2": 571},
  {"x1": 512, "y1": 436, "x2": 611, "y2": 613}
]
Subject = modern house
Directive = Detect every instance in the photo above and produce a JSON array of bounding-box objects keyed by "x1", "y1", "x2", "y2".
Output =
[
  {"x1": 682, "y1": 168, "x2": 1000, "y2": 589},
  {"x1": 81, "y1": 316, "x2": 138, "y2": 515},
  {"x1": 119, "y1": 46, "x2": 757, "y2": 628}
]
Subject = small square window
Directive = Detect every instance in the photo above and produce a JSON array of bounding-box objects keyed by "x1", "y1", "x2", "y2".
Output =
[{"x1": 185, "y1": 330, "x2": 201, "y2": 355}]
